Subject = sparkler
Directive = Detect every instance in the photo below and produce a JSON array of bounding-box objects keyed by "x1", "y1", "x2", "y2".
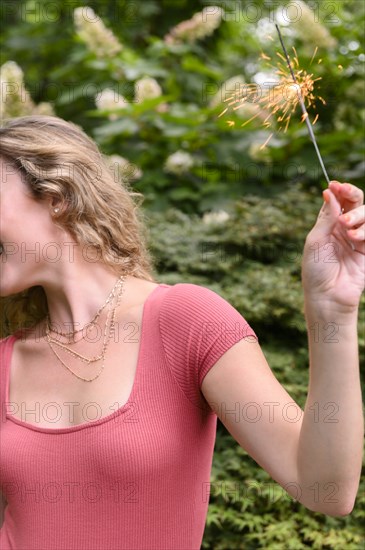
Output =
[
  {"x1": 275, "y1": 24, "x2": 330, "y2": 184},
  {"x1": 218, "y1": 25, "x2": 330, "y2": 183}
]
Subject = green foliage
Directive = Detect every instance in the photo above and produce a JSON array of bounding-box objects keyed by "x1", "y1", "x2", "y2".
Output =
[
  {"x1": 1, "y1": 0, "x2": 364, "y2": 213},
  {"x1": 1, "y1": 1, "x2": 364, "y2": 548}
]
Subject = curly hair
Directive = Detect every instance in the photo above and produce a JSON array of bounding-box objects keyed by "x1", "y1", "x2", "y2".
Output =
[{"x1": 0, "y1": 115, "x2": 157, "y2": 337}]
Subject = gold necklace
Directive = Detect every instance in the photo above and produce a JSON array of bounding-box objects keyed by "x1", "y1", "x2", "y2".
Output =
[
  {"x1": 45, "y1": 275, "x2": 126, "y2": 382},
  {"x1": 45, "y1": 277, "x2": 125, "y2": 362},
  {"x1": 46, "y1": 280, "x2": 124, "y2": 382},
  {"x1": 45, "y1": 275, "x2": 124, "y2": 338},
  {"x1": 46, "y1": 293, "x2": 119, "y2": 382}
]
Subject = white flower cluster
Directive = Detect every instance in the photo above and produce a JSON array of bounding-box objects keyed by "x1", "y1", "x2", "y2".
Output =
[
  {"x1": 164, "y1": 151, "x2": 194, "y2": 175},
  {"x1": 74, "y1": 7, "x2": 122, "y2": 58},
  {"x1": 202, "y1": 210, "x2": 230, "y2": 225},
  {"x1": 0, "y1": 61, "x2": 54, "y2": 119},
  {"x1": 95, "y1": 77, "x2": 167, "y2": 120},
  {"x1": 95, "y1": 88, "x2": 128, "y2": 120},
  {"x1": 107, "y1": 154, "x2": 143, "y2": 183},
  {"x1": 134, "y1": 77, "x2": 162, "y2": 103},
  {"x1": 165, "y1": 6, "x2": 224, "y2": 44},
  {"x1": 287, "y1": 1, "x2": 337, "y2": 48}
]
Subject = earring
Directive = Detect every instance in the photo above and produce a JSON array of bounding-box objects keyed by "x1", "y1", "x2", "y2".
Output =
[{"x1": 53, "y1": 207, "x2": 60, "y2": 213}]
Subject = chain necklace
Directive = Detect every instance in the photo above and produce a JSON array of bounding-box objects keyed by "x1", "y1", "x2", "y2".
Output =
[
  {"x1": 45, "y1": 275, "x2": 124, "y2": 339},
  {"x1": 45, "y1": 275, "x2": 126, "y2": 382},
  {"x1": 45, "y1": 276, "x2": 125, "y2": 361},
  {"x1": 46, "y1": 301, "x2": 113, "y2": 362}
]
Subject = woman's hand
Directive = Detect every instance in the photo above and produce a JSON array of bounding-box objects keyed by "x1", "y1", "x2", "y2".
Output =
[{"x1": 301, "y1": 180, "x2": 365, "y2": 313}]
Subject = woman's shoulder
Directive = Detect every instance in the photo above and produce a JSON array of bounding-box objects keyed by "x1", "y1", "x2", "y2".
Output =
[
  {"x1": 159, "y1": 281, "x2": 234, "y2": 311},
  {"x1": 159, "y1": 281, "x2": 258, "y2": 342},
  {"x1": 160, "y1": 280, "x2": 219, "y2": 297}
]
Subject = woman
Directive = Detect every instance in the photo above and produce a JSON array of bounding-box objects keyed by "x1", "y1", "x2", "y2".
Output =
[{"x1": 0, "y1": 115, "x2": 363, "y2": 550}]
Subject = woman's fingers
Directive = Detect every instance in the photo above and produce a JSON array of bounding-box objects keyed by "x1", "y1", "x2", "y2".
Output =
[
  {"x1": 346, "y1": 225, "x2": 365, "y2": 241},
  {"x1": 339, "y1": 205, "x2": 365, "y2": 229},
  {"x1": 328, "y1": 181, "x2": 364, "y2": 213}
]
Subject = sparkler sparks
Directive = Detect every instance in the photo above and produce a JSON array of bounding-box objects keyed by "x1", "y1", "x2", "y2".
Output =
[
  {"x1": 218, "y1": 25, "x2": 330, "y2": 182},
  {"x1": 275, "y1": 24, "x2": 329, "y2": 183},
  {"x1": 218, "y1": 48, "x2": 324, "y2": 137}
]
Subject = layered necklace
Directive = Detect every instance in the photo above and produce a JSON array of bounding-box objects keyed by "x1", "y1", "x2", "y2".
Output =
[{"x1": 45, "y1": 275, "x2": 126, "y2": 382}]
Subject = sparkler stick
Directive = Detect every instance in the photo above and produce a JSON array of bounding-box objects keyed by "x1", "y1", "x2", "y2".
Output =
[{"x1": 275, "y1": 24, "x2": 330, "y2": 184}]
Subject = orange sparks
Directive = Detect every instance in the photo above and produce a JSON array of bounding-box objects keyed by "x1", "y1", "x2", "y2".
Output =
[
  {"x1": 310, "y1": 47, "x2": 318, "y2": 66},
  {"x1": 217, "y1": 107, "x2": 228, "y2": 118},
  {"x1": 218, "y1": 46, "x2": 324, "y2": 147}
]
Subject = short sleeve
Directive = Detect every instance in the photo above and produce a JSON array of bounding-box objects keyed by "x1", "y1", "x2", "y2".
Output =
[{"x1": 158, "y1": 283, "x2": 258, "y2": 411}]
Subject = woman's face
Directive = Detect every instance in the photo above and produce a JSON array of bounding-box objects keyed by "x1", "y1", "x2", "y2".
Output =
[{"x1": 0, "y1": 157, "x2": 62, "y2": 297}]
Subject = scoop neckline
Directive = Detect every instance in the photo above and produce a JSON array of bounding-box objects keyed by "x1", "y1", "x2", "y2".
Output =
[{"x1": 4, "y1": 283, "x2": 169, "y2": 435}]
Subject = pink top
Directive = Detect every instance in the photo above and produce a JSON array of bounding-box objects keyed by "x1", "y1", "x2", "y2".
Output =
[{"x1": 0, "y1": 282, "x2": 258, "y2": 549}]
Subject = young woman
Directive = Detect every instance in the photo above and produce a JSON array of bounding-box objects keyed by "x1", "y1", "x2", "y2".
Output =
[{"x1": 0, "y1": 115, "x2": 363, "y2": 550}]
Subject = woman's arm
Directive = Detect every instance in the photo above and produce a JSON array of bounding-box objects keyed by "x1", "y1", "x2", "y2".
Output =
[
  {"x1": 201, "y1": 328, "x2": 362, "y2": 516},
  {"x1": 296, "y1": 302, "x2": 363, "y2": 515},
  {"x1": 202, "y1": 180, "x2": 364, "y2": 517}
]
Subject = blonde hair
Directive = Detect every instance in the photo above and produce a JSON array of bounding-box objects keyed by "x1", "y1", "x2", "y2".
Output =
[{"x1": 0, "y1": 115, "x2": 158, "y2": 337}]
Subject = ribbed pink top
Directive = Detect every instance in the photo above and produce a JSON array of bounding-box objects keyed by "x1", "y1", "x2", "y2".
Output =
[{"x1": 0, "y1": 282, "x2": 258, "y2": 549}]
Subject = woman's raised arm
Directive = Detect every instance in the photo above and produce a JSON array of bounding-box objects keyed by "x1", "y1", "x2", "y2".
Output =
[{"x1": 201, "y1": 180, "x2": 364, "y2": 517}]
